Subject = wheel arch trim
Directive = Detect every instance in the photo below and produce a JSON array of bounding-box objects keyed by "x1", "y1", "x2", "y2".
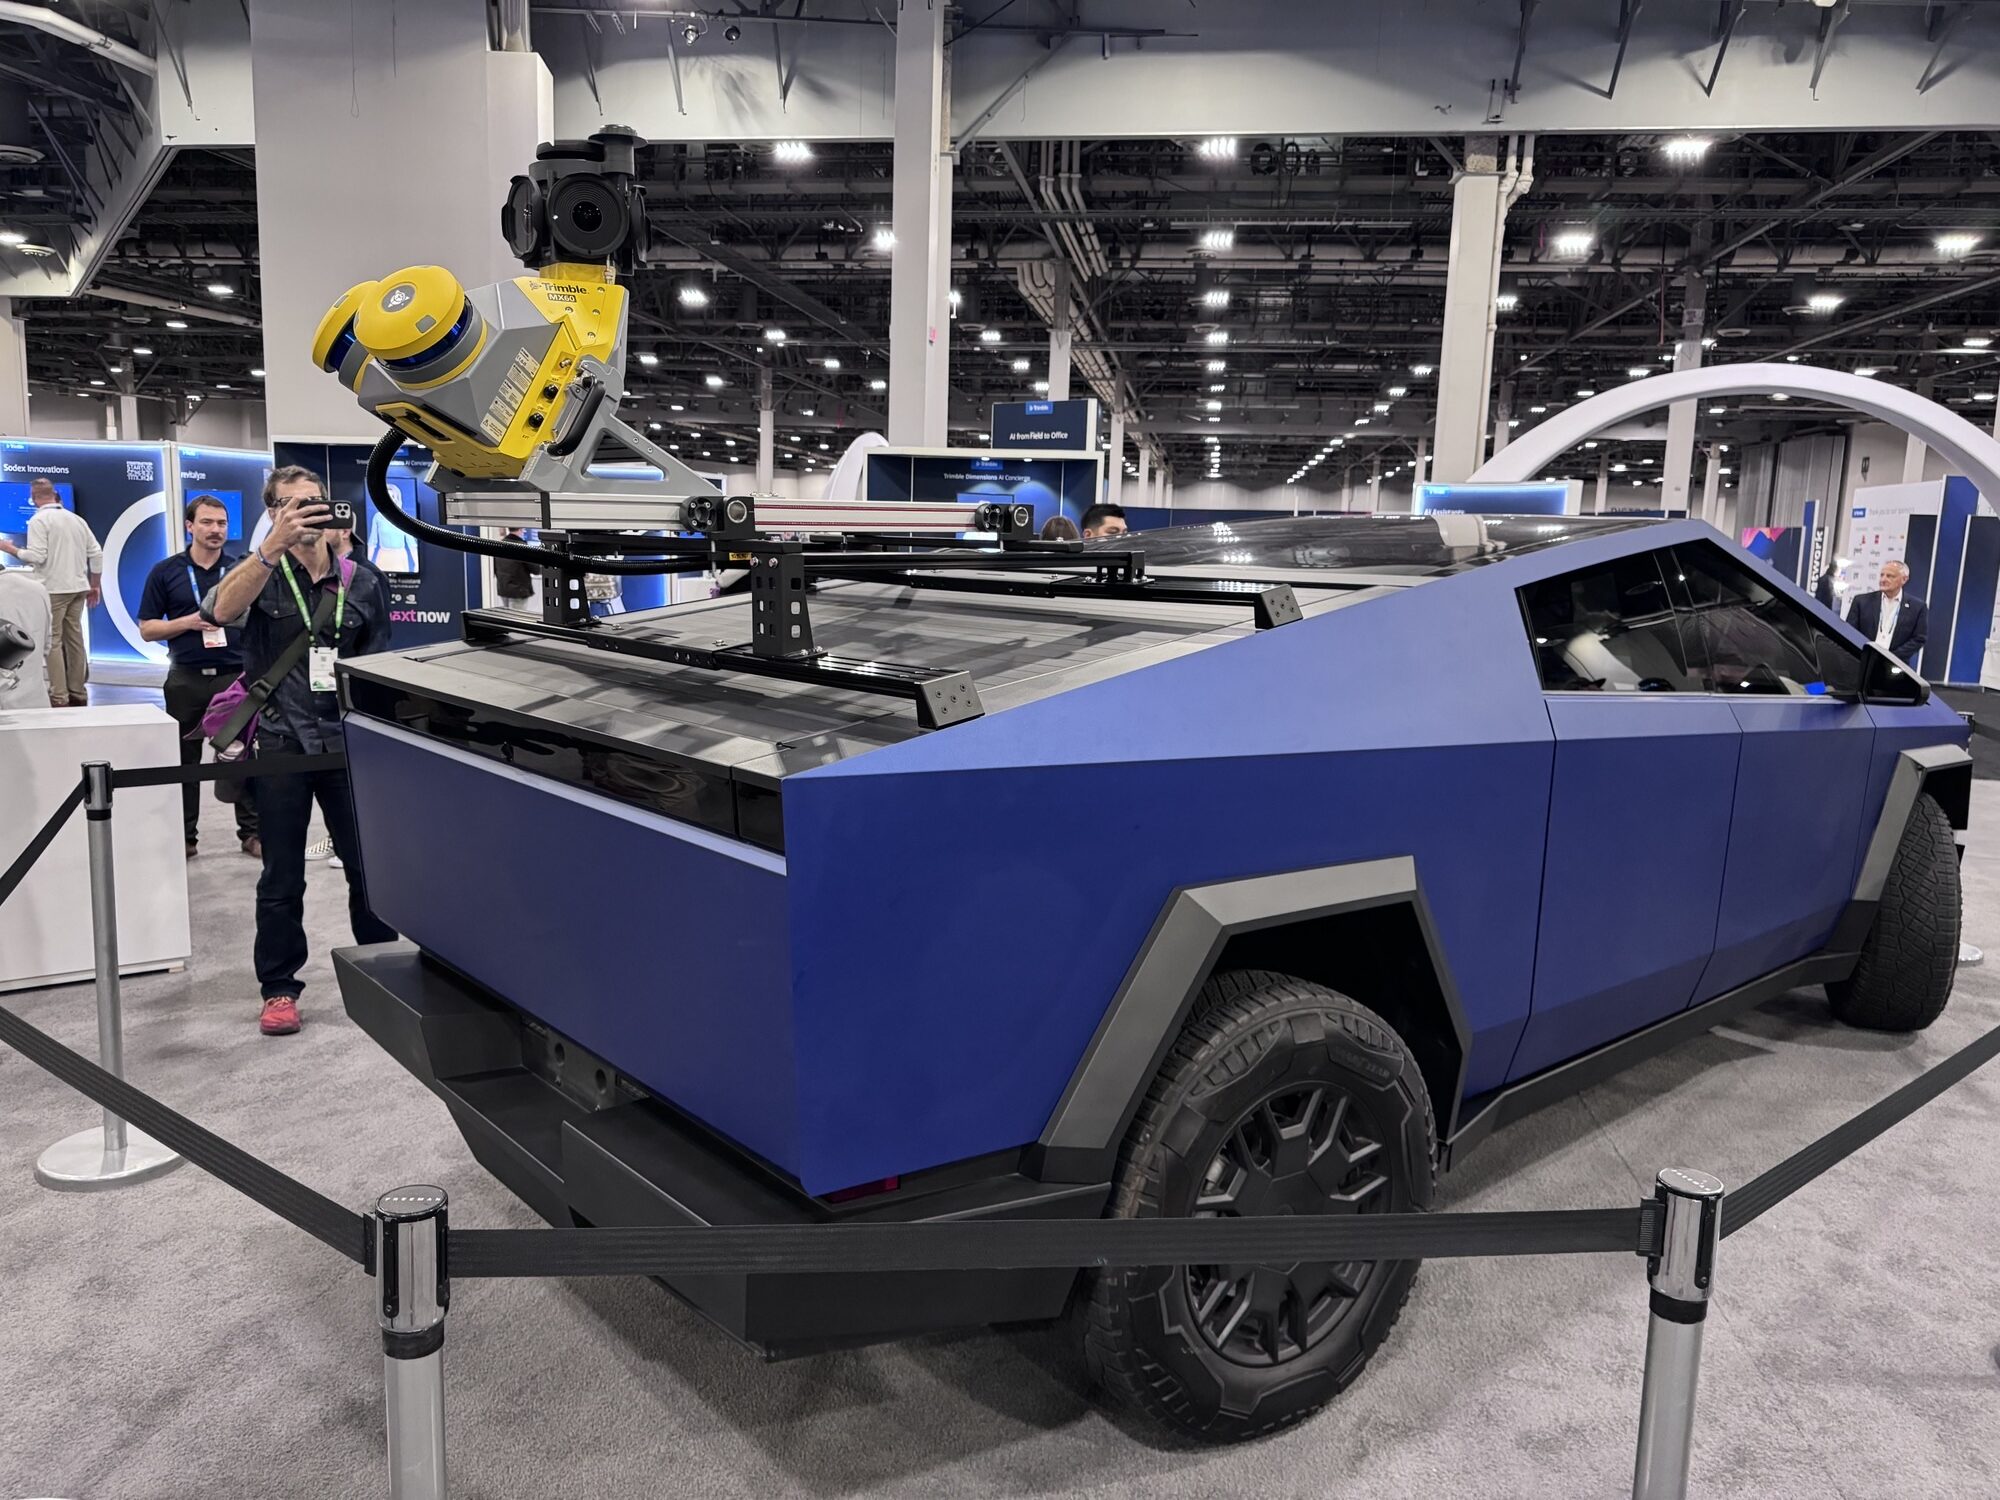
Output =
[{"x1": 1029, "y1": 856, "x2": 1471, "y2": 1184}]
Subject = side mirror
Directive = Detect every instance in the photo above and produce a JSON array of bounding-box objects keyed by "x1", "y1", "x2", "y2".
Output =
[{"x1": 1860, "y1": 643, "x2": 1928, "y2": 706}]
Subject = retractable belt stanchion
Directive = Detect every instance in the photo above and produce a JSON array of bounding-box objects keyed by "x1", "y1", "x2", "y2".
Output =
[
  {"x1": 1631, "y1": 1168, "x2": 1725, "y2": 1500},
  {"x1": 34, "y1": 761, "x2": 184, "y2": 1191},
  {"x1": 376, "y1": 1186, "x2": 450, "y2": 1500}
]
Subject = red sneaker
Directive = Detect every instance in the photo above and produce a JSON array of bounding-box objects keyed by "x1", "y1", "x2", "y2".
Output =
[{"x1": 259, "y1": 996, "x2": 301, "y2": 1035}]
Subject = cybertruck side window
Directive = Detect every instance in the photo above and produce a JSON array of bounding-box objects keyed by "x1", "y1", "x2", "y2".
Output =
[
  {"x1": 1518, "y1": 550, "x2": 1704, "y2": 692},
  {"x1": 1669, "y1": 543, "x2": 1864, "y2": 699}
]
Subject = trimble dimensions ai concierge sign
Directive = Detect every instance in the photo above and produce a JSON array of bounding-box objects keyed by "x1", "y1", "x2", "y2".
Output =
[{"x1": 990, "y1": 398, "x2": 1099, "y2": 453}]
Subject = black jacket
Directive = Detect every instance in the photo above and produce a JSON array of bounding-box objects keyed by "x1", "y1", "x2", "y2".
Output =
[{"x1": 1847, "y1": 590, "x2": 1927, "y2": 666}]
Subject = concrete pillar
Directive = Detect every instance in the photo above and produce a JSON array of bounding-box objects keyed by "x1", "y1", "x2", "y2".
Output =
[
  {"x1": 1106, "y1": 409, "x2": 1124, "y2": 507},
  {"x1": 1431, "y1": 137, "x2": 1508, "y2": 483},
  {"x1": 1700, "y1": 444, "x2": 1721, "y2": 524},
  {"x1": 1413, "y1": 434, "x2": 1428, "y2": 500},
  {"x1": 250, "y1": 0, "x2": 553, "y2": 443},
  {"x1": 755, "y1": 369, "x2": 775, "y2": 494},
  {"x1": 1163, "y1": 475, "x2": 1174, "y2": 519},
  {"x1": 1490, "y1": 377, "x2": 1514, "y2": 456},
  {"x1": 102, "y1": 402, "x2": 117, "y2": 439},
  {"x1": 1369, "y1": 457, "x2": 1382, "y2": 510},
  {"x1": 1047, "y1": 260, "x2": 1073, "y2": 402},
  {"x1": 1136, "y1": 444, "x2": 1150, "y2": 512},
  {"x1": 1595, "y1": 452, "x2": 1610, "y2": 514},
  {"x1": 1662, "y1": 269, "x2": 1707, "y2": 514},
  {"x1": 117, "y1": 393, "x2": 140, "y2": 442},
  {"x1": 0, "y1": 297, "x2": 26, "y2": 435},
  {"x1": 887, "y1": 0, "x2": 950, "y2": 447}
]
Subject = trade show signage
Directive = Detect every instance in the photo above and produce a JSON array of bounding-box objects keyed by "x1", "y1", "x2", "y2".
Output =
[
  {"x1": 0, "y1": 439, "x2": 176, "y2": 666},
  {"x1": 177, "y1": 446, "x2": 272, "y2": 545},
  {"x1": 864, "y1": 449, "x2": 1101, "y2": 532},
  {"x1": 991, "y1": 398, "x2": 1099, "y2": 453},
  {"x1": 1415, "y1": 480, "x2": 1578, "y2": 516}
]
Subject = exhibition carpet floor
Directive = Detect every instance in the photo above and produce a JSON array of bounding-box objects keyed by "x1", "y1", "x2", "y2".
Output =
[{"x1": 3, "y1": 789, "x2": 1999, "y2": 1500}]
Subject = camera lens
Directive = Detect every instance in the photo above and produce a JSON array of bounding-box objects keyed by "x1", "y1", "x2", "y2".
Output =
[{"x1": 548, "y1": 176, "x2": 628, "y2": 259}]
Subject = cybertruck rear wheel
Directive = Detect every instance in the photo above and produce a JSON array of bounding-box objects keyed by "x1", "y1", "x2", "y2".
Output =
[
  {"x1": 1081, "y1": 970, "x2": 1435, "y2": 1442},
  {"x1": 1828, "y1": 793, "x2": 1961, "y2": 1032}
]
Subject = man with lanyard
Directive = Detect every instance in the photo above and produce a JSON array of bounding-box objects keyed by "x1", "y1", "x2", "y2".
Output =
[
  {"x1": 200, "y1": 466, "x2": 397, "y2": 1036},
  {"x1": 139, "y1": 494, "x2": 261, "y2": 858}
]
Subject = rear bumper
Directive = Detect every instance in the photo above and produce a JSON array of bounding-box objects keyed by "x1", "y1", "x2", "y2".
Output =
[{"x1": 335, "y1": 943, "x2": 1108, "y2": 1356}]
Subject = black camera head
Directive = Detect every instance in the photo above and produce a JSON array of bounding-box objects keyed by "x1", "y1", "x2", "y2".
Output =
[{"x1": 502, "y1": 126, "x2": 650, "y2": 275}]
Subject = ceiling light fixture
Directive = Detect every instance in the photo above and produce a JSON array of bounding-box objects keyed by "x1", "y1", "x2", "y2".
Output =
[
  {"x1": 1936, "y1": 231, "x2": 1981, "y2": 257},
  {"x1": 206, "y1": 282, "x2": 235, "y2": 297},
  {"x1": 0, "y1": 230, "x2": 22, "y2": 246},
  {"x1": 704, "y1": 374, "x2": 725, "y2": 388},
  {"x1": 250, "y1": 366, "x2": 265, "y2": 377},
  {"x1": 1965, "y1": 334, "x2": 1994, "y2": 348},
  {"x1": 1662, "y1": 136, "x2": 1711, "y2": 164},
  {"x1": 872, "y1": 226, "x2": 895, "y2": 251},
  {"x1": 165, "y1": 319, "x2": 188, "y2": 330},
  {"x1": 133, "y1": 346, "x2": 152, "y2": 356},
  {"x1": 1494, "y1": 290, "x2": 1520, "y2": 311},
  {"x1": 1552, "y1": 228, "x2": 1595, "y2": 256},
  {"x1": 1854, "y1": 366, "x2": 1880, "y2": 377},
  {"x1": 1205, "y1": 359, "x2": 1227, "y2": 373},
  {"x1": 869, "y1": 378, "x2": 887, "y2": 391},
  {"x1": 678, "y1": 285, "x2": 709, "y2": 308},
  {"x1": 1576, "y1": 387, "x2": 1597, "y2": 397},
  {"x1": 1205, "y1": 330, "x2": 1229, "y2": 346},
  {"x1": 1626, "y1": 366, "x2": 1651, "y2": 378},
  {"x1": 763, "y1": 328, "x2": 787, "y2": 343},
  {"x1": 1387, "y1": 386, "x2": 1408, "y2": 398},
  {"x1": 1205, "y1": 400, "x2": 1222, "y2": 412},
  {"x1": 1011, "y1": 357, "x2": 1031, "y2": 373},
  {"x1": 773, "y1": 141, "x2": 813, "y2": 163},
  {"x1": 979, "y1": 328, "x2": 1002, "y2": 344},
  {"x1": 637, "y1": 352, "x2": 659, "y2": 366},
  {"x1": 1807, "y1": 290, "x2": 1844, "y2": 312},
  {"x1": 1199, "y1": 227, "x2": 1235, "y2": 252},
  {"x1": 822, "y1": 357, "x2": 841, "y2": 370},
  {"x1": 1196, "y1": 137, "x2": 1237, "y2": 161},
  {"x1": 669, "y1": 403, "x2": 685, "y2": 411},
  {"x1": 1411, "y1": 363, "x2": 1434, "y2": 377}
]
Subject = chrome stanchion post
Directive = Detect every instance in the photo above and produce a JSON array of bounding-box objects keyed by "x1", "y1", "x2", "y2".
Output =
[
  {"x1": 376, "y1": 1186, "x2": 450, "y2": 1500},
  {"x1": 1632, "y1": 1167, "x2": 1725, "y2": 1500},
  {"x1": 35, "y1": 761, "x2": 183, "y2": 1190}
]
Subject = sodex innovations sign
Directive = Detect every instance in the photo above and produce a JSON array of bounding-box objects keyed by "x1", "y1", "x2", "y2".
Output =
[{"x1": 991, "y1": 398, "x2": 1099, "y2": 452}]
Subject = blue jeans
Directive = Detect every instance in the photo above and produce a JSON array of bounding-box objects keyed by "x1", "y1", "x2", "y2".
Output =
[{"x1": 252, "y1": 736, "x2": 397, "y2": 1000}]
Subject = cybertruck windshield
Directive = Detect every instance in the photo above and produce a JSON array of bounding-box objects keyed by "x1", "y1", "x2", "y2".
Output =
[{"x1": 1097, "y1": 512, "x2": 1660, "y2": 577}]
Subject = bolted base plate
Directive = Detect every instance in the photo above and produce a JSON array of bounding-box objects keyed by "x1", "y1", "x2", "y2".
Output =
[{"x1": 35, "y1": 1125, "x2": 184, "y2": 1192}]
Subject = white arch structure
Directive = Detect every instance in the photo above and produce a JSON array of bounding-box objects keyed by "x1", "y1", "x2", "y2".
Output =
[{"x1": 1467, "y1": 362, "x2": 2000, "y2": 505}]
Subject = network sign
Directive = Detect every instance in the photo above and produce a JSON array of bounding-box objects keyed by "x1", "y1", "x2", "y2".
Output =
[{"x1": 991, "y1": 397, "x2": 1099, "y2": 452}]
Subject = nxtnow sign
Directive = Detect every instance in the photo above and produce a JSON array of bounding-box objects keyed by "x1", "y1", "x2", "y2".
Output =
[{"x1": 990, "y1": 398, "x2": 1099, "y2": 454}]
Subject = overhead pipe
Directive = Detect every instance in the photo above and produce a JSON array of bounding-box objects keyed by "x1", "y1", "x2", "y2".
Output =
[
  {"x1": 0, "y1": 2, "x2": 155, "y2": 76},
  {"x1": 85, "y1": 284, "x2": 259, "y2": 328}
]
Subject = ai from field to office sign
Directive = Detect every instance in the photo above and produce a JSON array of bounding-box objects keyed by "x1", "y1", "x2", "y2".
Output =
[{"x1": 991, "y1": 398, "x2": 1100, "y2": 454}]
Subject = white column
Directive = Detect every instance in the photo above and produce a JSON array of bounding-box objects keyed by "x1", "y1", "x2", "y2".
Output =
[
  {"x1": 250, "y1": 0, "x2": 551, "y2": 442},
  {"x1": 101, "y1": 402, "x2": 117, "y2": 439},
  {"x1": 1991, "y1": 380, "x2": 2000, "y2": 441},
  {"x1": 1106, "y1": 409, "x2": 1124, "y2": 507},
  {"x1": 1163, "y1": 475, "x2": 1174, "y2": 518},
  {"x1": 1431, "y1": 137, "x2": 1507, "y2": 483},
  {"x1": 1662, "y1": 270, "x2": 1707, "y2": 514},
  {"x1": 888, "y1": 0, "x2": 950, "y2": 447},
  {"x1": 1369, "y1": 457, "x2": 1382, "y2": 510},
  {"x1": 1700, "y1": 444, "x2": 1721, "y2": 524},
  {"x1": 1595, "y1": 452, "x2": 1610, "y2": 514},
  {"x1": 1046, "y1": 260, "x2": 1073, "y2": 402},
  {"x1": 1490, "y1": 377, "x2": 1514, "y2": 456},
  {"x1": 1135, "y1": 444, "x2": 1150, "y2": 512},
  {"x1": 0, "y1": 297, "x2": 26, "y2": 435},
  {"x1": 1413, "y1": 435, "x2": 1429, "y2": 502},
  {"x1": 117, "y1": 393, "x2": 141, "y2": 441},
  {"x1": 756, "y1": 370, "x2": 775, "y2": 493}
]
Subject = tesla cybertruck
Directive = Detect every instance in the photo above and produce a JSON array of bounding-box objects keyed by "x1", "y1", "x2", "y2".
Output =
[{"x1": 333, "y1": 509, "x2": 1968, "y2": 1440}]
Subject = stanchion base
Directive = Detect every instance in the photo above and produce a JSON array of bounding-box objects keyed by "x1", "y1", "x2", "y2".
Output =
[
  {"x1": 35, "y1": 1126, "x2": 184, "y2": 1192},
  {"x1": 1961, "y1": 942, "x2": 1984, "y2": 968}
]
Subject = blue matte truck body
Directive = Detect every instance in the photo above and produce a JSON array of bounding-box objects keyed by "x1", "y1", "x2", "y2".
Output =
[{"x1": 342, "y1": 517, "x2": 1968, "y2": 1197}]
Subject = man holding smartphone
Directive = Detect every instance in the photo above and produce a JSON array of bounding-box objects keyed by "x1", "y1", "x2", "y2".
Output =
[{"x1": 201, "y1": 466, "x2": 396, "y2": 1036}]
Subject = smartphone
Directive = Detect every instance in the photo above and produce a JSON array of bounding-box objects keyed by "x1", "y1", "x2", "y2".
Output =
[{"x1": 322, "y1": 499, "x2": 357, "y2": 532}]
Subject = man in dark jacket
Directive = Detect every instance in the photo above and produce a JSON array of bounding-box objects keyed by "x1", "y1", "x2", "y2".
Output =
[{"x1": 1846, "y1": 559, "x2": 1928, "y2": 666}]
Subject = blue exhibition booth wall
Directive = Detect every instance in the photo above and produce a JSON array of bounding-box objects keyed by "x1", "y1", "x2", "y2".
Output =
[{"x1": 0, "y1": 438, "x2": 279, "y2": 668}]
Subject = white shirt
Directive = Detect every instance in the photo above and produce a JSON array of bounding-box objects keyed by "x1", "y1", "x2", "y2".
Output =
[
  {"x1": 0, "y1": 568, "x2": 51, "y2": 709},
  {"x1": 11, "y1": 504, "x2": 104, "y2": 594},
  {"x1": 1875, "y1": 593, "x2": 1902, "y2": 652}
]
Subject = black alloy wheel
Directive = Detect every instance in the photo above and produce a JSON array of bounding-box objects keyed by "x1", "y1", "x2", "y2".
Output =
[
  {"x1": 1183, "y1": 1080, "x2": 1392, "y2": 1367},
  {"x1": 1081, "y1": 969, "x2": 1436, "y2": 1443}
]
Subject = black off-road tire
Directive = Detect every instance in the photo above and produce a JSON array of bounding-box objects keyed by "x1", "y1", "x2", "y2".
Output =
[
  {"x1": 1828, "y1": 793, "x2": 1961, "y2": 1032},
  {"x1": 1080, "y1": 969, "x2": 1436, "y2": 1443}
]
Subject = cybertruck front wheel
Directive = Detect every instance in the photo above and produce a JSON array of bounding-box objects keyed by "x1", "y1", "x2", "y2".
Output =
[
  {"x1": 1080, "y1": 970, "x2": 1436, "y2": 1442},
  {"x1": 1828, "y1": 793, "x2": 1961, "y2": 1032}
]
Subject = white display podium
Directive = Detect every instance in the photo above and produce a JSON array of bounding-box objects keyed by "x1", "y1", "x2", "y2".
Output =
[{"x1": 0, "y1": 705, "x2": 191, "y2": 992}]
